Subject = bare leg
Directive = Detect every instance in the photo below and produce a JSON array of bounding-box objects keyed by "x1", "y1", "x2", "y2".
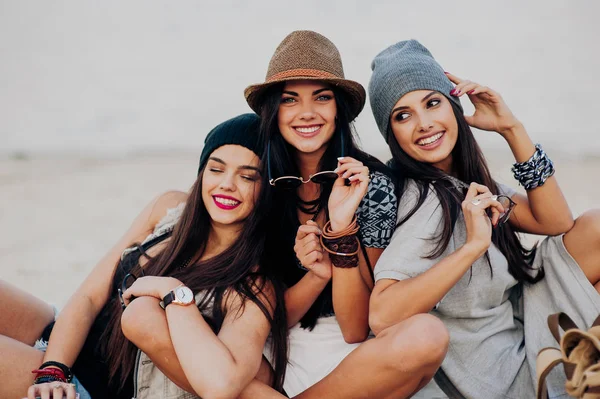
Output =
[
  {"x1": 240, "y1": 314, "x2": 448, "y2": 399},
  {"x1": 0, "y1": 334, "x2": 44, "y2": 398},
  {"x1": 562, "y1": 209, "x2": 600, "y2": 290},
  {"x1": 0, "y1": 280, "x2": 55, "y2": 345}
]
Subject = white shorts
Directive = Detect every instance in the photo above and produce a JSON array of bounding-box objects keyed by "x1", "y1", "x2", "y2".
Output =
[{"x1": 266, "y1": 316, "x2": 366, "y2": 397}]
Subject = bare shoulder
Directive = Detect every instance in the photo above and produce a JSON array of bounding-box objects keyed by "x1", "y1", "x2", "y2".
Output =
[{"x1": 148, "y1": 190, "x2": 189, "y2": 225}]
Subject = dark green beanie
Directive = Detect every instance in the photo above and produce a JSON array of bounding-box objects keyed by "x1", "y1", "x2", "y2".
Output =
[
  {"x1": 369, "y1": 40, "x2": 462, "y2": 141},
  {"x1": 198, "y1": 114, "x2": 262, "y2": 174}
]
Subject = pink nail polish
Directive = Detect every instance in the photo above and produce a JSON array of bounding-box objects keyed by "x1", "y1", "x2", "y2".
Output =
[
  {"x1": 444, "y1": 71, "x2": 449, "y2": 74},
  {"x1": 468, "y1": 90, "x2": 474, "y2": 94},
  {"x1": 450, "y1": 89, "x2": 457, "y2": 96}
]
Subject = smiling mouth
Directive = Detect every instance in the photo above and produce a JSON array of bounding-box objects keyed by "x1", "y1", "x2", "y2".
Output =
[
  {"x1": 213, "y1": 196, "x2": 241, "y2": 210},
  {"x1": 293, "y1": 125, "x2": 322, "y2": 136},
  {"x1": 417, "y1": 132, "x2": 444, "y2": 146}
]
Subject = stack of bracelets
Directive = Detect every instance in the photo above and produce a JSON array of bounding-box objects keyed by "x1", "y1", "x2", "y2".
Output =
[
  {"x1": 511, "y1": 144, "x2": 555, "y2": 190},
  {"x1": 32, "y1": 361, "x2": 73, "y2": 385},
  {"x1": 320, "y1": 216, "x2": 360, "y2": 268}
]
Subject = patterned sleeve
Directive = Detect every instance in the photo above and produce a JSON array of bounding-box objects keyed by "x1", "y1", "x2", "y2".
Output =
[{"x1": 355, "y1": 171, "x2": 398, "y2": 248}]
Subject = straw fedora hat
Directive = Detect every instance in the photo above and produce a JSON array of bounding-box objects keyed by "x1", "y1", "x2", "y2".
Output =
[{"x1": 244, "y1": 30, "x2": 366, "y2": 121}]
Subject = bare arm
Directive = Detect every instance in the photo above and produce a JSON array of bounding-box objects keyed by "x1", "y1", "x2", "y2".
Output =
[
  {"x1": 42, "y1": 191, "x2": 185, "y2": 367},
  {"x1": 330, "y1": 246, "x2": 380, "y2": 343},
  {"x1": 369, "y1": 183, "x2": 503, "y2": 335},
  {"x1": 445, "y1": 73, "x2": 573, "y2": 235},
  {"x1": 502, "y1": 124, "x2": 573, "y2": 235},
  {"x1": 122, "y1": 275, "x2": 276, "y2": 399},
  {"x1": 285, "y1": 271, "x2": 330, "y2": 327},
  {"x1": 370, "y1": 245, "x2": 481, "y2": 335}
]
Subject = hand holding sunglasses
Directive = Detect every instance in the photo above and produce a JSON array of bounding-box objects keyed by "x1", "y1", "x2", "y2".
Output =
[{"x1": 327, "y1": 157, "x2": 370, "y2": 231}]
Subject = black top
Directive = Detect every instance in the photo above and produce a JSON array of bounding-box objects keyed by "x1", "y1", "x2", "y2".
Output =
[
  {"x1": 42, "y1": 231, "x2": 172, "y2": 399},
  {"x1": 288, "y1": 171, "x2": 398, "y2": 318}
]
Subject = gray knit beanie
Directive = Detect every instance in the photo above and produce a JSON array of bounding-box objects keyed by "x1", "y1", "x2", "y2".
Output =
[{"x1": 368, "y1": 40, "x2": 462, "y2": 141}]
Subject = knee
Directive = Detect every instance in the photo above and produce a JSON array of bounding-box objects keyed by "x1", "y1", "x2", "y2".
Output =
[
  {"x1": 380, "y1": 314, "x2": 449, "y2": 372},
  {"x1": 121, "y1": 296, "x2": 165, "y2": 349},
  {"x1": 570, "y1": 210, "x2": 600, "y2": 243}
]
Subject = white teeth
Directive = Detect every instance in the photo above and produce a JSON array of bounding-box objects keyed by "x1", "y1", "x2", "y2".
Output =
[
  {"x1": 417, "y1": 132, "x2": 443, "y2": 146},
  {"x1": 295, "y1": 126, "x2": 320, "y2": 133},
  {"x1": 214, "y1": 197, "x2": 240, "y2": 206}
]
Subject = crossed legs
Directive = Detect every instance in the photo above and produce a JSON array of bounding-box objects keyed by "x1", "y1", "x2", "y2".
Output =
[{"x1": 123, "y1": 297, "x2": 448, "y2": 399}]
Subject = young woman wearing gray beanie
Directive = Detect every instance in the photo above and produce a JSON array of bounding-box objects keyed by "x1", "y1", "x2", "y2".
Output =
[{"x1": 368, "y1": 39, "x2": 600, "y2": 398}]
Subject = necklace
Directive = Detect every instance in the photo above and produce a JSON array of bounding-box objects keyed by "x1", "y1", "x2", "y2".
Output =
[{"x1": 297, "y1": 195, "x2": 321, "y2": 215}]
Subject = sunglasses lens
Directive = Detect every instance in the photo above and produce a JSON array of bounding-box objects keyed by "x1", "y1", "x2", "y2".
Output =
[
  {"x1": 310, "y1": 171, "x2": 338, "y2": 184},
  {"x1": 274, "y1": 177, "x2": 303, "y2": 189},
  {"x1": 496, "y1": 196, "x2": 515, "y2": 224}
]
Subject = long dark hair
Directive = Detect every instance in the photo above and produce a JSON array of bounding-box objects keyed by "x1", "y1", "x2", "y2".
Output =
[
  {"x1": 258, "y1": 82, "x2": 391, "y2": 329},
  {"x1": 388, "y1": 100, "x2": 543, "y2": 284},
  {"x1": 100, "y1": 158, "x2": 288, "y2": 393}
]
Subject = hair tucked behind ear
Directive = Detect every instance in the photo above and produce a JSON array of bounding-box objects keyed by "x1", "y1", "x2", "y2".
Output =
[{"x1": 388, "y1": 100, "x2": 543, "y2": 284}]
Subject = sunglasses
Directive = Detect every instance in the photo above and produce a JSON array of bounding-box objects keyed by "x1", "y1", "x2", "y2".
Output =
[
  {"x1": 117, "y1": 272, "x2": 143, "y2": 309},
  {"x1": 490, "y1": 194, "x2": 517, "y2": 225},
  {"x1": 441, "y1": 176, "x2": 517, "y2": 226},
  {"x1": 267, "y1": 132, "x2": 344, "y2": 189}
]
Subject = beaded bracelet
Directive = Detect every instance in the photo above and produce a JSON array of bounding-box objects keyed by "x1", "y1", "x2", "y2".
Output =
[
  {"x1": 34, "y1": 374, "x2": 67, "y2": 384},
  {"x1": 511, "y1": 144, "x2": 555, "y2": 190},
  {"x1": 320, "y1": 217, "x2": 360, "y2": 268}
]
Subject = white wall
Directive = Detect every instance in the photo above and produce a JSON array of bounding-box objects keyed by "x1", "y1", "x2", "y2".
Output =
[{"x1": 1, "y1": 0, "x2": 599, "y2": 157}]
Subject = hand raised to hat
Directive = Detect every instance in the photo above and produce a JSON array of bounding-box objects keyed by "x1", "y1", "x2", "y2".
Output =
[
  {"x1": 327, "y1": 157, "x2": 369, "y2": 232},
  {"x1": 445, "y1": 72, "x2": 522, "y2": 137}
]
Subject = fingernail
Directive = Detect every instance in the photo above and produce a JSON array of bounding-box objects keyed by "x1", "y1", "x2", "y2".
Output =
[
  {"x1": 349, "y1": 175, "x2": 357, "y2": 181},
  {"x1": 450, "y1": 89, "x2": 457, "y2": 96},
  {"x1": 444, "y1": 71, "x2": 449, "y2": 74},
  {"x1": 333, "y1": 167, "x2": 339, "y2": 173},
  {"x1": 468, "y1": 90, "x2": 474, "y2": 94},
  {"x1": 337, "y1": 157, "x2": 344, "y2": 161}
]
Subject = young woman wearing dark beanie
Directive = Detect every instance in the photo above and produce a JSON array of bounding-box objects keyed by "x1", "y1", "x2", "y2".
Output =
[
  {"x1": 368, "y1": 39, "x2": 600, "y2": 398},
  {"x1": 0, "y1": 114, "x2": 288, "y2": 399},
  {"x1": 238, "y1": 30, "x2": 448, "y2": 399}
]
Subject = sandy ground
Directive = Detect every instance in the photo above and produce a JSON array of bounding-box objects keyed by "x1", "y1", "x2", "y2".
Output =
[{"x1": 1, "y1": 151, "x2": 599, "y2": 309}]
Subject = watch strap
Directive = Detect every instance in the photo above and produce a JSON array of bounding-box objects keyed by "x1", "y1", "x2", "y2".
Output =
[{"x1": 162, "y1": 291, "x2": 177, "y2": 308}]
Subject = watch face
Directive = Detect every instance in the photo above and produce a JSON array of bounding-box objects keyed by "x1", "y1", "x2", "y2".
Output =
[{"x1": 175, "y1": 286, "x2": 194, "y2": 304}]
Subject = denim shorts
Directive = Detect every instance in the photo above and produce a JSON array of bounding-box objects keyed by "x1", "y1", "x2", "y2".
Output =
[{"x1": 34, "y1": 330, "x2": 93, "y2": 399}]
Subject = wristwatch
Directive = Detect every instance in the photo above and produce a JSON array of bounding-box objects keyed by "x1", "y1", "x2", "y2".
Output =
[{"x1": 162, "y1": 284, "x2": 194, "y2": 308}]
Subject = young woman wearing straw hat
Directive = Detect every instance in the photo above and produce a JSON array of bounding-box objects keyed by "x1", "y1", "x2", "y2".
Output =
[
  {"x1": 368, "y1": 39, "x2": 600, "y2": 398},
  {"x1": 239, "y1": 30, "x2": 448, "y2": 398},
  {"x1": 0, "y1": 114, "x2": 288, "y2": 399}
]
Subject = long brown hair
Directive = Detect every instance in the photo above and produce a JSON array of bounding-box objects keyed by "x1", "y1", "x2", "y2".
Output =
[
  {"x1": 100, "y1": 159, "x2": 288, "y2": 392},
  {"x1": 388, "y1": 101, "x2": 543, "y2": 284},
  {"x1": 258, "y1": 82, "x2": 392, "y2": 329}
]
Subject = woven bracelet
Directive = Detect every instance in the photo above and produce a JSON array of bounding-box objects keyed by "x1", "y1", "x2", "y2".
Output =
[
  {"x1": 320, "y1": 217, "x2": 360, "y2": 268},
  {"x1": 511, "y1": 144, "x2": 555, "y2": 190}
]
